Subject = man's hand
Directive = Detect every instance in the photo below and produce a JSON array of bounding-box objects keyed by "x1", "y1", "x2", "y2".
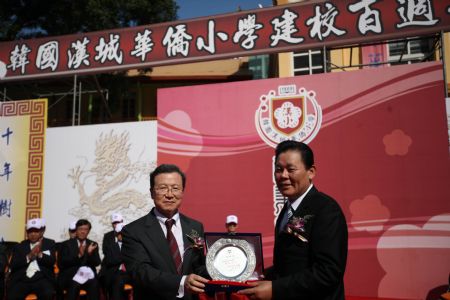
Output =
[
  {"x1": 184, "y1": 274, "x2": 209, "y2": 294},
  {"x1": 87, "y1": 242, "x2": 97, "y2": 255},
  {"x1": 238, "y1": 280, "x2": 272, "y2": 300}
]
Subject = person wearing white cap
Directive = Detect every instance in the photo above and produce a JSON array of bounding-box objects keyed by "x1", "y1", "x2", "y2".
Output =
[
  {"x1": 99, "y1": 222, "x2": 132, "y2": 300},
  {"x1": 225, "y1": 215, "x2": 239, "y2": 234},
  {"x1": 68, "y1": 220, "x2": 77, "y2": 239},
  {"x1": 7, "y1": 218, "x2": 56, "y2": 300},
  {"x1": 110, "y1": 212, "x2": 124, "y2": 226},
  {"x1": 100, "y1": 213, "x2": 124, "y2": 267},
  {"x1": 99, "y1": 212, "x2": 124, "y2": 280},
  {"x1": 100, "y1": 213, "x2": 124, "y2": 268},
  {"x1": 58, "y1": 219, "x2": 101, "y2": 300}
]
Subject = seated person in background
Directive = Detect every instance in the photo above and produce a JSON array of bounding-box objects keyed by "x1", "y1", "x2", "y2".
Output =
[
  {"x1": 54, "y1": 220, "x2": 78, "y2": 300},
  {"x1": 99, "y1": 221, "x2": 132, "y2": 300},
  {"x1": 101, "y1": 213, "x2": 124, "y2": 250},
  {"x1": 225, "y1": 215, "x2": 238, "y2": 235},
  {"x1": 1, "y1": 241, "x2": 8, "y2": 299},
  {"x1": 68, "y1": 221, "x2": 77, "y2": 240},
  {"x1": 7, "y1": 218, "x2": 56, "y2": 300},
  {"x1": 55, "y1": 221, "x2": 77, "y2": 254},
  {"x1": 58, "y1": 219, "x2": 101, "y2": 300}
]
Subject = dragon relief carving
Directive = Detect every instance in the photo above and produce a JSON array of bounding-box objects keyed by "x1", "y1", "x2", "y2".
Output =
[{"x1": 68, "y1": 130, "x2": 155, "y2": 232}]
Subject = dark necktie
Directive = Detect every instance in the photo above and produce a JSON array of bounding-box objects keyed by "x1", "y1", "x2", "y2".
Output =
[
  {"x1": 165, "y1": 219, "x2": 182, "y2": 274},
  {"x1": 279, "y1": 201, "x2": 294, "y2": 233}
]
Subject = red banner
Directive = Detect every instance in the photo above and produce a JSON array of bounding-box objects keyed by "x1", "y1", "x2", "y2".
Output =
[{"x1": 0, "y1": 0, "x2": 449, "y2": 81}]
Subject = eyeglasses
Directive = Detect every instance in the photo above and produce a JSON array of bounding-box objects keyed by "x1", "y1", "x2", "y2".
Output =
[{"x1": 154, "y1": 185, "x2": 183, "y2": 196}]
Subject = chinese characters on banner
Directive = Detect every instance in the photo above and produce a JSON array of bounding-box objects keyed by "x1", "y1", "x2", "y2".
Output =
[
  {"x1": 0, "y1": 0, "x2": 448, "y2": 81},
  {"x1": 0, "y1": 127, "x2": 13, "y2": 222},
  {"x1": 0, "y1": 99, "x2": 47, "y2": 241},
  {"x1": 0, "y1": 124, "x2": 14, "y2": 230}
]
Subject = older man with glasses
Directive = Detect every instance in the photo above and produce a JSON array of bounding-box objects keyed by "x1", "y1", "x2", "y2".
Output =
[{"x1": 121, "y1": 164, "x2": 209, "y2": 300}]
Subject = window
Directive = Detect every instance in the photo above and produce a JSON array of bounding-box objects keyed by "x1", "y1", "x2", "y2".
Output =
[
  {"x1": 388, "y1": 37, "x2": 435, "y2": 65},
  {"x1": 293, "y1": 49, "x2": 325, "y2": 75},
  {"x1": 249, "y1": 55, "x2": 270, "y2": 79}
]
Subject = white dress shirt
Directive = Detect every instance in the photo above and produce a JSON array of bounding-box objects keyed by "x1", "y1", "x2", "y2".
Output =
[
  {"x1": 289, "y1": 183, "x2": 314, "y2": 211},
  {"x1": 154, "y1": 208, "x2": 186, "y2": 298}
]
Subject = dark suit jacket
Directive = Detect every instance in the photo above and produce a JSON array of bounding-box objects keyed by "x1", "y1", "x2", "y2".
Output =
[
  {"x1": 8, "y1": 237, "x2": 56, "y2": 286},
  {"x1": 99, "y1": 230, "x2": 124, "y2": 287},
  {"x1": 0, "y1": 243, "x2": 5, "y2": 297},
  {"x1": 0, "y1": 243, "x2": 6, "y2": 278},
  {"x1": 121, "y1": 208, "x2": 207, "y2": 300},
  {"x1": 271, "y1": 186, "x2": 348, "y2": 300},
  {"x1": 58, "y1": 238, "x2": 101, "y2": 288}
]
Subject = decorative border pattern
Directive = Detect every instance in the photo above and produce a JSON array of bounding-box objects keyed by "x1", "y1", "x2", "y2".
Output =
[{"x1": 0, "y1": 99, "x2": 47, "y2": 223}]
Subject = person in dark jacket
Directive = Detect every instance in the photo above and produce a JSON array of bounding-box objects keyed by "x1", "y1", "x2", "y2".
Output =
[
  {"x1": 7, "y1": 218, "x2": 56, "y2": 300},
  {"x1": 121, "y1": 164, "x2": 209, "y2": 300},
  {"x1": 99, "y1": 219, "x2": 132, "y2": 300},
  {"x1": 58, "y1": 219, "x2": 101, "y2": 300},
  {"x1": 0, "y1": 242, "x2": 6, "y2": 300},
  {"x1": 240, "y1": 140, "x2": 348, "y2": 300}
]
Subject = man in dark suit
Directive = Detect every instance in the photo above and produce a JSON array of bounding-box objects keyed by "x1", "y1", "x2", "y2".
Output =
[
  {"x1": 58, "y1": 219, "x2": 101, "y2": 300},
  {"x1": 240, "y1": 140, "x2": 348, "y2": 300},
  {"x1": 99, "y1": 215, "x2": 132, "y2": 300},
  {"x1": 122, "y1": 164, "x2": 209, "y2": 300},
  {"x1": 7, "y1": 218, "x2": 56, "y2": 300}
]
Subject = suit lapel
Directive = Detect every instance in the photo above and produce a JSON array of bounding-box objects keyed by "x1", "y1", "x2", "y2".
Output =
[
  {"x1": 70, "y1": 238, "x2": 78, "y2": 254},
  {"x1": 144, "y1": 209, "x2": 178, "y2": 273},
  {"x1": 275, "y1": 186, "x2": 317, "y2": 242},
  {"x1": 180, "y1": 214, "x2": 192, "y2": 275},
  {"x1": 41, "y1": 238, "x2": 49, "y2": 251},
  {"x1": 293, "y1": 186, "x2": 317, "y2": 217}
]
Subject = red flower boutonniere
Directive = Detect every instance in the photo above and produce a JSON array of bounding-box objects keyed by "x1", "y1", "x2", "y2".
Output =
[
  {"x1": 186, "y1": 230, "x2": 204, "y2": 250},
  {"x1": 286, "y1": 215, "x2": 314, "y2": 242}
]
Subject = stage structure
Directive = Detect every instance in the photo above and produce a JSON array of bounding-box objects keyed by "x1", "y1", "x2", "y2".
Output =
[
  {"x1": 157, "y1": 61, "x2": 450, "y2": 299},
  {"x1": 0, "y1": 1, "x2": 449, "y2": 299}
]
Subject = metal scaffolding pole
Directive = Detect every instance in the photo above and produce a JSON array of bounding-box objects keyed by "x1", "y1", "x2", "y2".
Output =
[
  {"x1": 72, "y1": 75, "x2": 77, "y2": 126},
  {"x1": 78, "y1": 81, "x2": 82, "y2": 125},
  {"x1": 441, "y1": 31, "x2": 448, "y2": 97}
]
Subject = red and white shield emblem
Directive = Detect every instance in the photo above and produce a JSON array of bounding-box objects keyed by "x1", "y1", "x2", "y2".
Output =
[
  {"x1": 255, "y1": 85, "x2": 322, "y2": 148},
  {"x1": 270, "y1": 95, "x2": 306, "y2": 137}
]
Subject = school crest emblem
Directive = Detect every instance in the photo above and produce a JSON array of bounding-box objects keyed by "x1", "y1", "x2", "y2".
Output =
[{"x1": 255, "y1": 85, "x2": 322, "y2": 147}]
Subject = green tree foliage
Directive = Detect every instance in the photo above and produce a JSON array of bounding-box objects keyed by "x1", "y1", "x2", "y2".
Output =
[{"x1": 0, "y1": 0, "x2": 178, "y2": 41}]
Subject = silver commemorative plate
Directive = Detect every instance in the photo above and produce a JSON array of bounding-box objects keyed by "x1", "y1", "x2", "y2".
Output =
[{"x1": 206, "y1": 238, "x2": 256, "y2": 282}]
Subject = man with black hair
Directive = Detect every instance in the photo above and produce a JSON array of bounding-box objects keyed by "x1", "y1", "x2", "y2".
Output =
[
  {"x1": 58, "y1": 219, "x2": 101, "y2": 300},
  {"x1": 240, "y1": 140, "x2": 348, "y2": 300},
  {"x1": 122, "y1": 164, "x2": 209, "y2": 300}
]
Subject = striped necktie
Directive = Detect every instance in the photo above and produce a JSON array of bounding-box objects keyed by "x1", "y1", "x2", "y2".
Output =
[{"x1": 165, "y1": 219, "x2": 182, "y2": 274}]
